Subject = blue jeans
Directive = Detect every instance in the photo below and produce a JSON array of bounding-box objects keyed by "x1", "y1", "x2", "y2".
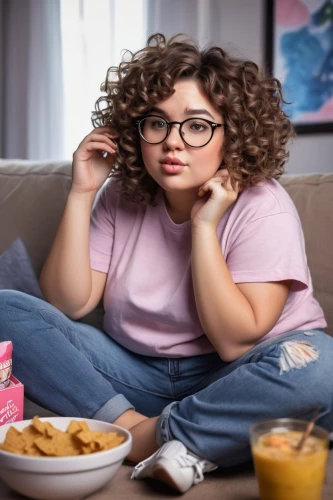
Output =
[{"x1": 0, "y1": 290, "x2": 332, "y2": 467}]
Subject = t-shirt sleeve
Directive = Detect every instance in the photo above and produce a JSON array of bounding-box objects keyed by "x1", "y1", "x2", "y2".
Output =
[
  {"x1": 89, "y1": 181, "x2": 115, "y2": 273},
  {"x1": 226, "y1": 212, "x2": 309, "y2": 288}
]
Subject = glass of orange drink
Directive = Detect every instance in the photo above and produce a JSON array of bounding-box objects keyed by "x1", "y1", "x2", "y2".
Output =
[{"x1": 250, "y1": 418, "x2": 329, "y2": 500}]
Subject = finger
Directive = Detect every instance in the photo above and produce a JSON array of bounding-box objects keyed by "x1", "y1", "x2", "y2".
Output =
[
  {"x1": 220, "y1": 175, "x2": 231, "y2": 192},
  {"x1": 105, "y1": 131, "x2": 119, "y2": 139},
  {"x1": 199, "y1": 176, "x2": 227, "y2": 191},
  {"x1": 208, "y1": 170, "x2": 229, "y2": 184},
  {"x1": 83, "y1": 132, "x2": 115, "y2": 143},
  {"x1": 84, "y1": 142, "x2": 116, "y2": 155},
  {"x1": 216, "y1": 170, "x2": 229, "y2": 181},
  {"x1": 105, "y1": 134, "x2": 118, "y2": 148},
  {"x1": 105, "y1": 132, "x2": 117, "y2": 141},
  {"x1": 93, "y1": 126, "x2": 114, "y2": 132},
  {"x1": 198, "y1": 180, "x2": 221, "y2": 197},
  {"x1": 81, "y1": 128, "x2": 116, "y2": 144},
  {"x1": 82, "y1": 134, "x2": 117, "y2": 151},
  {"x1": 223, "y1": 175, "x2": 240, "y2": 194}
]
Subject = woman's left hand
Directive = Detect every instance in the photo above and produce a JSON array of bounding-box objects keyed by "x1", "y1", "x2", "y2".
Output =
[{"x1": 191, "y1": 168, "x2": 239, "y2": 230}]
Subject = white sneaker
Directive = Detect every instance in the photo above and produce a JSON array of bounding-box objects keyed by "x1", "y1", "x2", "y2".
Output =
[{"x1": 131, "y1": 440, "x2": 218, "y2": 493}]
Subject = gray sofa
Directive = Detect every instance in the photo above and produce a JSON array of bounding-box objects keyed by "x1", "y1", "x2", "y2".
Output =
[{"x1": 0, "y1": 159, "x2": 332, "y2": 499}]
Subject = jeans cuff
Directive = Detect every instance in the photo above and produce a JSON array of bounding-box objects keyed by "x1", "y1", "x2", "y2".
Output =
[
  {"x1": 155, "y1": 401, "x2": 179, "y2": 447},
  {"x1": 92, "y1": 394, "x2": 135, "y2": 423}
]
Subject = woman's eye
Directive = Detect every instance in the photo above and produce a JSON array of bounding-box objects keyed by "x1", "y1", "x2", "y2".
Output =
[
  {"x1": 190, "y1": 122, "x2": 207, "y2": 132},
  {"x1": 151, "y1": 120, "x2": 166, "y2": 129}
]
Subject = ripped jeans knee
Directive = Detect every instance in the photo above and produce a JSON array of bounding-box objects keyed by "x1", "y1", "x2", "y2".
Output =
[{"x1": 279, "y1": 340, "x2": 319, "y2": 374}]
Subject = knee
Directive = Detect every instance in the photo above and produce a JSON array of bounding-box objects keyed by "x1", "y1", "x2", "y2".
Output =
[
  {"x1": 0, "y1": 289, "x2": 41, "y2": 312},
  {"x1": 0, "y1": 290, "x2": 47, "y2": 332},
  {"x1": 0, "y1": 290, "x2": 51, "y2": 344}
]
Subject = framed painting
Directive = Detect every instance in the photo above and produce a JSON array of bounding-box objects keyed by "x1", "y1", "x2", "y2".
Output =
[{"x1": 266, "y1": 0, "x2": 333, "y2": 134}]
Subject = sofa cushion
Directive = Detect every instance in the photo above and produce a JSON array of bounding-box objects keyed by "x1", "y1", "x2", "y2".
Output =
[
  {"x1": 279, "y1": 173, "x2": 333, "y2": 335},
  {"x1": 0, "y1": 238, "x2": 44, "y2": 299},
  {"x1": 0, "y1": 160, "x2": 72, "y2": 278},
  {"x1": 0, "y1": 159, "x2": 103, "y2": 329}
]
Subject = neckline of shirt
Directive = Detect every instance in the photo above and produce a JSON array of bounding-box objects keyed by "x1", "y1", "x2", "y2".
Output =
[{"x1": 156, "y1": 188, "x2": 192, "y2": 232}]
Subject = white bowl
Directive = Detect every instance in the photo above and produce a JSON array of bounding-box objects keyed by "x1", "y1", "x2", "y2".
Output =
[{"x1": 0, "y1": 416, "x2": 132, "y2": 500}]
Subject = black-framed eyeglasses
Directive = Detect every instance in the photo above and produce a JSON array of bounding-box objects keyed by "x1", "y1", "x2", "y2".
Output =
[{"x1": 136, "y1": 115, "x2": 225, "y2": 148}]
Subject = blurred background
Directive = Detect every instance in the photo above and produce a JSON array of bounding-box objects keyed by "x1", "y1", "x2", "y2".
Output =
[{"x1": 0, "y1": 0, "x2": 332, "y2": 173}]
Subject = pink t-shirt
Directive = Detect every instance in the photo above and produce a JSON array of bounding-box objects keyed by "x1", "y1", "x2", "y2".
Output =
[{"x1": 89, "y1": 178, "x2": 326, "y2": 358}]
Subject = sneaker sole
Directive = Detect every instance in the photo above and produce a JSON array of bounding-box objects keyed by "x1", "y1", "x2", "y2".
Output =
[{"x1": 151, "y1": 463, "x2": 188, "y2": 493}]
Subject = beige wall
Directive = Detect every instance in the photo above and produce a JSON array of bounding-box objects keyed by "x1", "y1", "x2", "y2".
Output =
[{"x1": 217, "y1": 0, "x2": 264, "y2": 66}]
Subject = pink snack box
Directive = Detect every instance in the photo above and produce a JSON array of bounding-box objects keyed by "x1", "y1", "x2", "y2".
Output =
[{"x1": 0, "y1": 375, "x2": 24, "y2": 426}]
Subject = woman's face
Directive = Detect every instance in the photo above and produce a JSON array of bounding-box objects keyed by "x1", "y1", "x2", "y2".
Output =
[{"x1": 140, "y1": 79, "x2": 225, "y2": 194}]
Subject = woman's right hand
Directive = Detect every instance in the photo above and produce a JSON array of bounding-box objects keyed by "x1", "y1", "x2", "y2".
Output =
[{"x1": 71, "y1": 127, "x2": 118, "y2": 195}]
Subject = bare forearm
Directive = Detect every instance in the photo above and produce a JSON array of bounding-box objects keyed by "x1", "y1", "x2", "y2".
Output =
[
  {"x1": 191, "y1": 227, "x2": 258, "y2": 360},
  {"x1": 39, "y1": 190, "x2": 96, "y2": 315}
]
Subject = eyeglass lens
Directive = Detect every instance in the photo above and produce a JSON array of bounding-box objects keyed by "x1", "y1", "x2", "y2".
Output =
[{"x1": 139, "y1": 117, "x2": 213, "y2": 147}]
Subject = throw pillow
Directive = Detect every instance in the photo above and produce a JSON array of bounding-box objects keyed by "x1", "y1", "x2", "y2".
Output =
[{"x1": 0, "y1": 238, "x2": 44, "y2": 300}]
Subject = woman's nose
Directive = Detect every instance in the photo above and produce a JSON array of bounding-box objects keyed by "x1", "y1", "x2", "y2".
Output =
[{"x1": 163, "y1": 124, "x2": 185, "y2": 150}]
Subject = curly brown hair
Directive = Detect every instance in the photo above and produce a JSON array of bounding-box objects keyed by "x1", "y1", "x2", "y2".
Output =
[{"x1": 92, "y1": 33, "x2": 295, "y2": 205}]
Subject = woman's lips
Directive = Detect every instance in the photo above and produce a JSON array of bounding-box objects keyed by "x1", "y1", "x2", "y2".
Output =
[{"x1": 160, "y1": 163, "x2": 186, "y2": 174}]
